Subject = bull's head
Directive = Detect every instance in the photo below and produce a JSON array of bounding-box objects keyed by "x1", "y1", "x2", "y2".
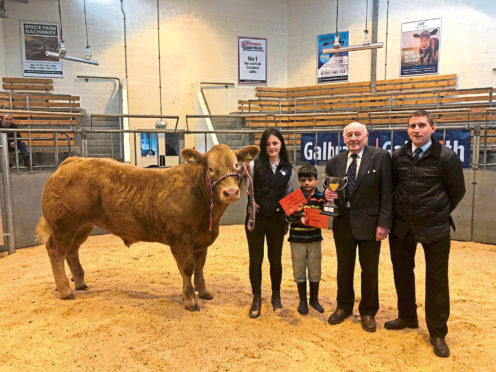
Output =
[
  {"x1": 413, "y1": 29, "x2": 438, "y2": 49},
  {"x1": 181, "y1": 144, "x2": 259, "y2": 204}
]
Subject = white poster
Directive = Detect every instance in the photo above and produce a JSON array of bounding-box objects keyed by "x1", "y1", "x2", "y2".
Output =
[
  {"x1": 401, "y1": 18, "x2": 441, "y2": 76},
  {"x1": 238, "y1": 37, "x2": 267, "y2": 85},
  {"x1": 21, "y1": 21, "x2": 63, "y2": 77}
]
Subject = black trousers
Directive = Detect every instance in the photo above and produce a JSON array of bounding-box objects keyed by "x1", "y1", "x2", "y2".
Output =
[
  {"x1": 389, "y1": 230, "x2": 450, "y2": 338},
  {"x1": 245, "y1": 213, "x2": 286, "y2": 295},
  {"x1": 334, "y1": 215, "x2": 381, "y2": 316}
]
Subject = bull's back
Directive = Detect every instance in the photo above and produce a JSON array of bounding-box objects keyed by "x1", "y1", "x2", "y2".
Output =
[{"x1": 41, "y1": 157, "x2": 199, "y2": 238}]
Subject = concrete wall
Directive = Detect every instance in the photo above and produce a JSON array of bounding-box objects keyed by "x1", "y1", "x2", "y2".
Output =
[
  {"x1": 2, "y1": 1, "x2": 495, "y2": 122},
  {"x1": 0, "y1": 168, "x2": 494, "y2": 250},
  {"x1": 1, "y1": 0, "x2": 287, "y2": 119}
]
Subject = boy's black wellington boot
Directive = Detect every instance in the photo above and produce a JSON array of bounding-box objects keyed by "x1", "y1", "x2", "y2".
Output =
[
  {"x1": 297, "y1": 282, "x2": 309, "y2": 315},
  {"x1": 309, "y1": 282, "x2": 324, "y2": 313}
]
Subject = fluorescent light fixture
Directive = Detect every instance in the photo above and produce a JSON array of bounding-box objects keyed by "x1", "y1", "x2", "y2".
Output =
[
  {"x1": 46, "y1": 50, "x2": 99, "y2": 66},
  {"x1": 323, "y1": 42, "x2": 383, "y2": 54}
]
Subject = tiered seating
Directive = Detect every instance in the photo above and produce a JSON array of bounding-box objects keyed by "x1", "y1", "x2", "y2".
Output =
[
  {"x1": 1, "y1": 77, "x2": 82, "y2": 152},
  {"x1": 237, "y1": 74, "x2": 495, "y2": 150}
]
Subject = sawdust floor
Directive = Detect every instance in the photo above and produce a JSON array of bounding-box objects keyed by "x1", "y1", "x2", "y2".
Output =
[{"x1": 0, "y1": 225, "x2": 495, "y2": 371}]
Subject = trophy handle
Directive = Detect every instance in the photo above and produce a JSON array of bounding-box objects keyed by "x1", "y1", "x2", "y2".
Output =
[{"x1": 337, "y1": 177, "x2": 348, "y2": 191}]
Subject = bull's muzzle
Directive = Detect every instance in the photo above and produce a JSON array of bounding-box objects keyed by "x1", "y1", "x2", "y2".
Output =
[{"x1": 222, "y1": 186, "x2": 240, "y2": 201}]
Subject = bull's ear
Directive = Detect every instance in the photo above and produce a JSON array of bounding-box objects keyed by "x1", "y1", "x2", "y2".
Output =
[
  {"x1": 431, "y1": 29, "x2": 438, "y2": 35},
  {"x1": 236, "y1": 145, "x2": 259, "y2": 162},
  {"x1": 181, "y1": 148, "x2": 204, "y2": 165},
  {"x1": 413, "y1": 33, "x2": 420, "y2": 38}
]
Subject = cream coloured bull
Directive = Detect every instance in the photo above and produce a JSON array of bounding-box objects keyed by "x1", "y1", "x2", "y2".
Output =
[{"x1": 36, "y1": 144, "x2": 259, "y2": 311}]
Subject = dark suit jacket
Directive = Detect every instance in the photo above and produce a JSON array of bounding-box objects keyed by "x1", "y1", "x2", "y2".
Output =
[{"x1": 325, "y1": 146, "x2": 393, "y2": 241}]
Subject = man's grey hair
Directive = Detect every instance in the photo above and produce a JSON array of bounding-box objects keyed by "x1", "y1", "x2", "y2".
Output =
[
  {"x1": 3, "y1": 113, "x2": 13, "y2": 119},
  {"x1": 343, "y1": 121, "x2": 368, "y2": 135}
]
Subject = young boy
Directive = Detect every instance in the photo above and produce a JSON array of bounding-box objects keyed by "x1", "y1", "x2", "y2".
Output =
[{"x1": 286, "y1": 164, "x2": 326, "y2": 315}]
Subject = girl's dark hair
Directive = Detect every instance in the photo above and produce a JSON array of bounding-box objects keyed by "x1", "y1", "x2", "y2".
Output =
[{"x1": 255, "y1": 128, "x2": 290, "y2": 175}]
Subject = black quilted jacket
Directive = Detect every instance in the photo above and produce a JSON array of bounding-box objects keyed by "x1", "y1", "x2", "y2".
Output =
[{"x1": 391, "y1": 137, "x2": 466, "y2": 243}]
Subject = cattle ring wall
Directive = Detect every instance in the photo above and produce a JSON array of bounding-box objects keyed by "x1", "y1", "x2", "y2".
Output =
[{"x1": 0, "y1": 122, "x2": 495, "y2": 254}]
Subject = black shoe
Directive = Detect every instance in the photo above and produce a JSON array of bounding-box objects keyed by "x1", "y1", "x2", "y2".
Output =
[
  {"x1": 384, "y1": 318, "x2": 419, "y2": 330},
  {"x1": 249, "y1": 294, "x2": 261, "y2": 318},
  {"x1": 271, "y1": 290, "x2": 283, "y2": 311},
  {"x1": 361, "y1": 315, "x2": 377, "y2": 332},
  {"x1": 309, "y1": 282, "x2": 324, "y2": 313},
  {"x1": 430, "y1": 337, "x2": 450, "y2": 358},
  {"x1": 328, "y1": 308, "x2": 352, "y2": 325},
  {"x1": 296, "y1": 282, "x2": 308, "y2": 315}
]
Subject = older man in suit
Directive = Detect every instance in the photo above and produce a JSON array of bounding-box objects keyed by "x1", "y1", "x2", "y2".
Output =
[{"x1": 325, "y1": 122, "x2": 392, "y2": 332}]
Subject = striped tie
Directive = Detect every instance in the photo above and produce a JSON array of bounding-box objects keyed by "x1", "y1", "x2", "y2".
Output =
[
  {"x1": 413, "y1": 147, "x2": 423, "y2": 161},
  {"x1": 345, "y1": 154, "x2": 357, "y2": 201}
]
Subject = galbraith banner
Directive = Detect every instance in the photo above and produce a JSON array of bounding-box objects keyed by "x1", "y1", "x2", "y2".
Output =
[{"x1": 300, "y1": 130, "x2": 471, "y2": 168}]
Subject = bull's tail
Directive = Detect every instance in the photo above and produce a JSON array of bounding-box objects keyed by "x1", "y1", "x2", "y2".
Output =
[{"x1": 35, "y1": 216, "x2": 52, "y2": 244}]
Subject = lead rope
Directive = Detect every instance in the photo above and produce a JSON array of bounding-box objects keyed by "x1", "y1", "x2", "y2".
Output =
[
  {"x1": 206, "y1": 162, "x2": 256, "y2": 232},
  {"x1": 242, "y1": 162, "x2": 256, "y2": 232}
]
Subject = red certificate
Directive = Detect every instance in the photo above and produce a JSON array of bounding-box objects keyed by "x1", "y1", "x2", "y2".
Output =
[
  {"x1": 304, "y1": 208, "x2": 329, "y2": 229},
  {"x1": 279, "y1": 188, "x2": 307, "y2": 216}
]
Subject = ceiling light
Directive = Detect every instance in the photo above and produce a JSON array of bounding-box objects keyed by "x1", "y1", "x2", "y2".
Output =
[
  {"x1": 325, "y1": 0, "x2": 384, "y2": 54},
  {"x1": 46, "y1": 50, "x2": 99, "y2": 65},
  {"x1": 323, "y1": 41, "x2": 383, "y2": 54}
]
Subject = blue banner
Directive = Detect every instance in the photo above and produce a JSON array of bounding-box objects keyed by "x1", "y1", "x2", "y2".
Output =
[{"x1": 300, "y1": 130, "x2": 471, "y2": 168}]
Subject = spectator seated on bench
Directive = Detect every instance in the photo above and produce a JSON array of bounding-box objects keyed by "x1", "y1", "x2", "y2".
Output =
[{"x1": 0, "y1": 113, "x2": 33, "y2": 166}]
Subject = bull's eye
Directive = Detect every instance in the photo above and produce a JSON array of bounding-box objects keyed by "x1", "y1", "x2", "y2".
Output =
[
  {"x1": 209, "y1": 167, "x2": 213, "y2": 173},
  {"x1": 235, "y1": 163, "x2": 240, "y2": 169}
]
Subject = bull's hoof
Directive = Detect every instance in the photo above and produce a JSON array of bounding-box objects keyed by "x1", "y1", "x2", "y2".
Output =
[
  {"x1": 61, "y1": 293, "x2": 75, "y2": 300},
  {"x1": 75, "y1": 284, "x2": 88, "y2": 290},
  {"x1": 198, "y1": 292, "x2": 213, "y2": 300},
  {"x1": 185, "y1": 303, "x2": 200, "y2": 311}
]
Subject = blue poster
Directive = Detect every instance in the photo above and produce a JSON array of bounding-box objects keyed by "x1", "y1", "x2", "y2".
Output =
[
  {"x1": 301, "y1": 130, "x2": 471, "y2": 168},
  {"x1": 317, "y1": 32, "x2": 349, "y2": 83},
  {"x1": 140, "y1": 133, "x2": 158, "y2": 157}
]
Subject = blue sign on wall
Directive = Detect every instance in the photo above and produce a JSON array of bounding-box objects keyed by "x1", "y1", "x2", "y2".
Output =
[{"x1": 301, "y1": 130, "x2": 471, "y2": 168}]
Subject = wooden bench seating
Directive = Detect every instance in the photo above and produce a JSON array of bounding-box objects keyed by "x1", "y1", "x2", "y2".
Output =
[
  {"x1": 239, "y1": 87, "x2": 493, "y2": 114},
  {"x1": 253, "y1": 74, "x2": 457, "y2": 99},
  {"x1": 0, "y1": 92, "x2": 80, "y2": 111},
  {"x1": 0, "y1": 110, "x2": 81, "y2": 152},
  {"x1": 1, "y1": 76, "x2": 83, "y2": 153},
  {"x1": 248, "y1": 108, "x2": 496, "y2": 150},
  {"x1": 238, "y1": 73, "x2": 496, "y2": 152},
  {"x1": 2, "y1": 77, "x2": 54, "y2": 92}
]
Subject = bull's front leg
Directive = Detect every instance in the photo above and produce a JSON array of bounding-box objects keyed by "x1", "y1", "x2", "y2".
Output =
[
  {"x1": 171, "y1": 247, "x2": 199, "y2": 311},
  {"x1": 193, "y1": 249, "x2": 213, "y2": 300}
]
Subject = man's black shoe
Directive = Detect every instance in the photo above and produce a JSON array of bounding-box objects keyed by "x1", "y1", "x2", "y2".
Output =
[
  {"x1": 430, "y1": 337, "x2": 450, "y2": 358},
  {"x1": 384, "y1": 318, "x2": 419, "y2": 330},
  {"x1": 328, "y1": 308, "x2": 352, "y2": 325},
  {"x1": 361, "y1": 315, "x2": 377, "y2": 332}
]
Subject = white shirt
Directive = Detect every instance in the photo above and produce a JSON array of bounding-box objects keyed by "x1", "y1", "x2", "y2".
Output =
[
  {"x1": 346, "y1": 148, "x2": 364, "y2": 177},
  {"x1": 412, "y1": 139, "x2": 432, "y2": 159}
]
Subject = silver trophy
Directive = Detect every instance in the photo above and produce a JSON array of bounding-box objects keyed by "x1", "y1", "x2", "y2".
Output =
[{"x1": 321, "y1": 175, "x2": 348, "y2": 217}]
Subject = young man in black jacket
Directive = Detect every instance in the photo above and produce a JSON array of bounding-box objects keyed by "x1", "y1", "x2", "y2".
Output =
[{"x1": 385, "y1": 110, "x2": 466, "y2": 358}]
